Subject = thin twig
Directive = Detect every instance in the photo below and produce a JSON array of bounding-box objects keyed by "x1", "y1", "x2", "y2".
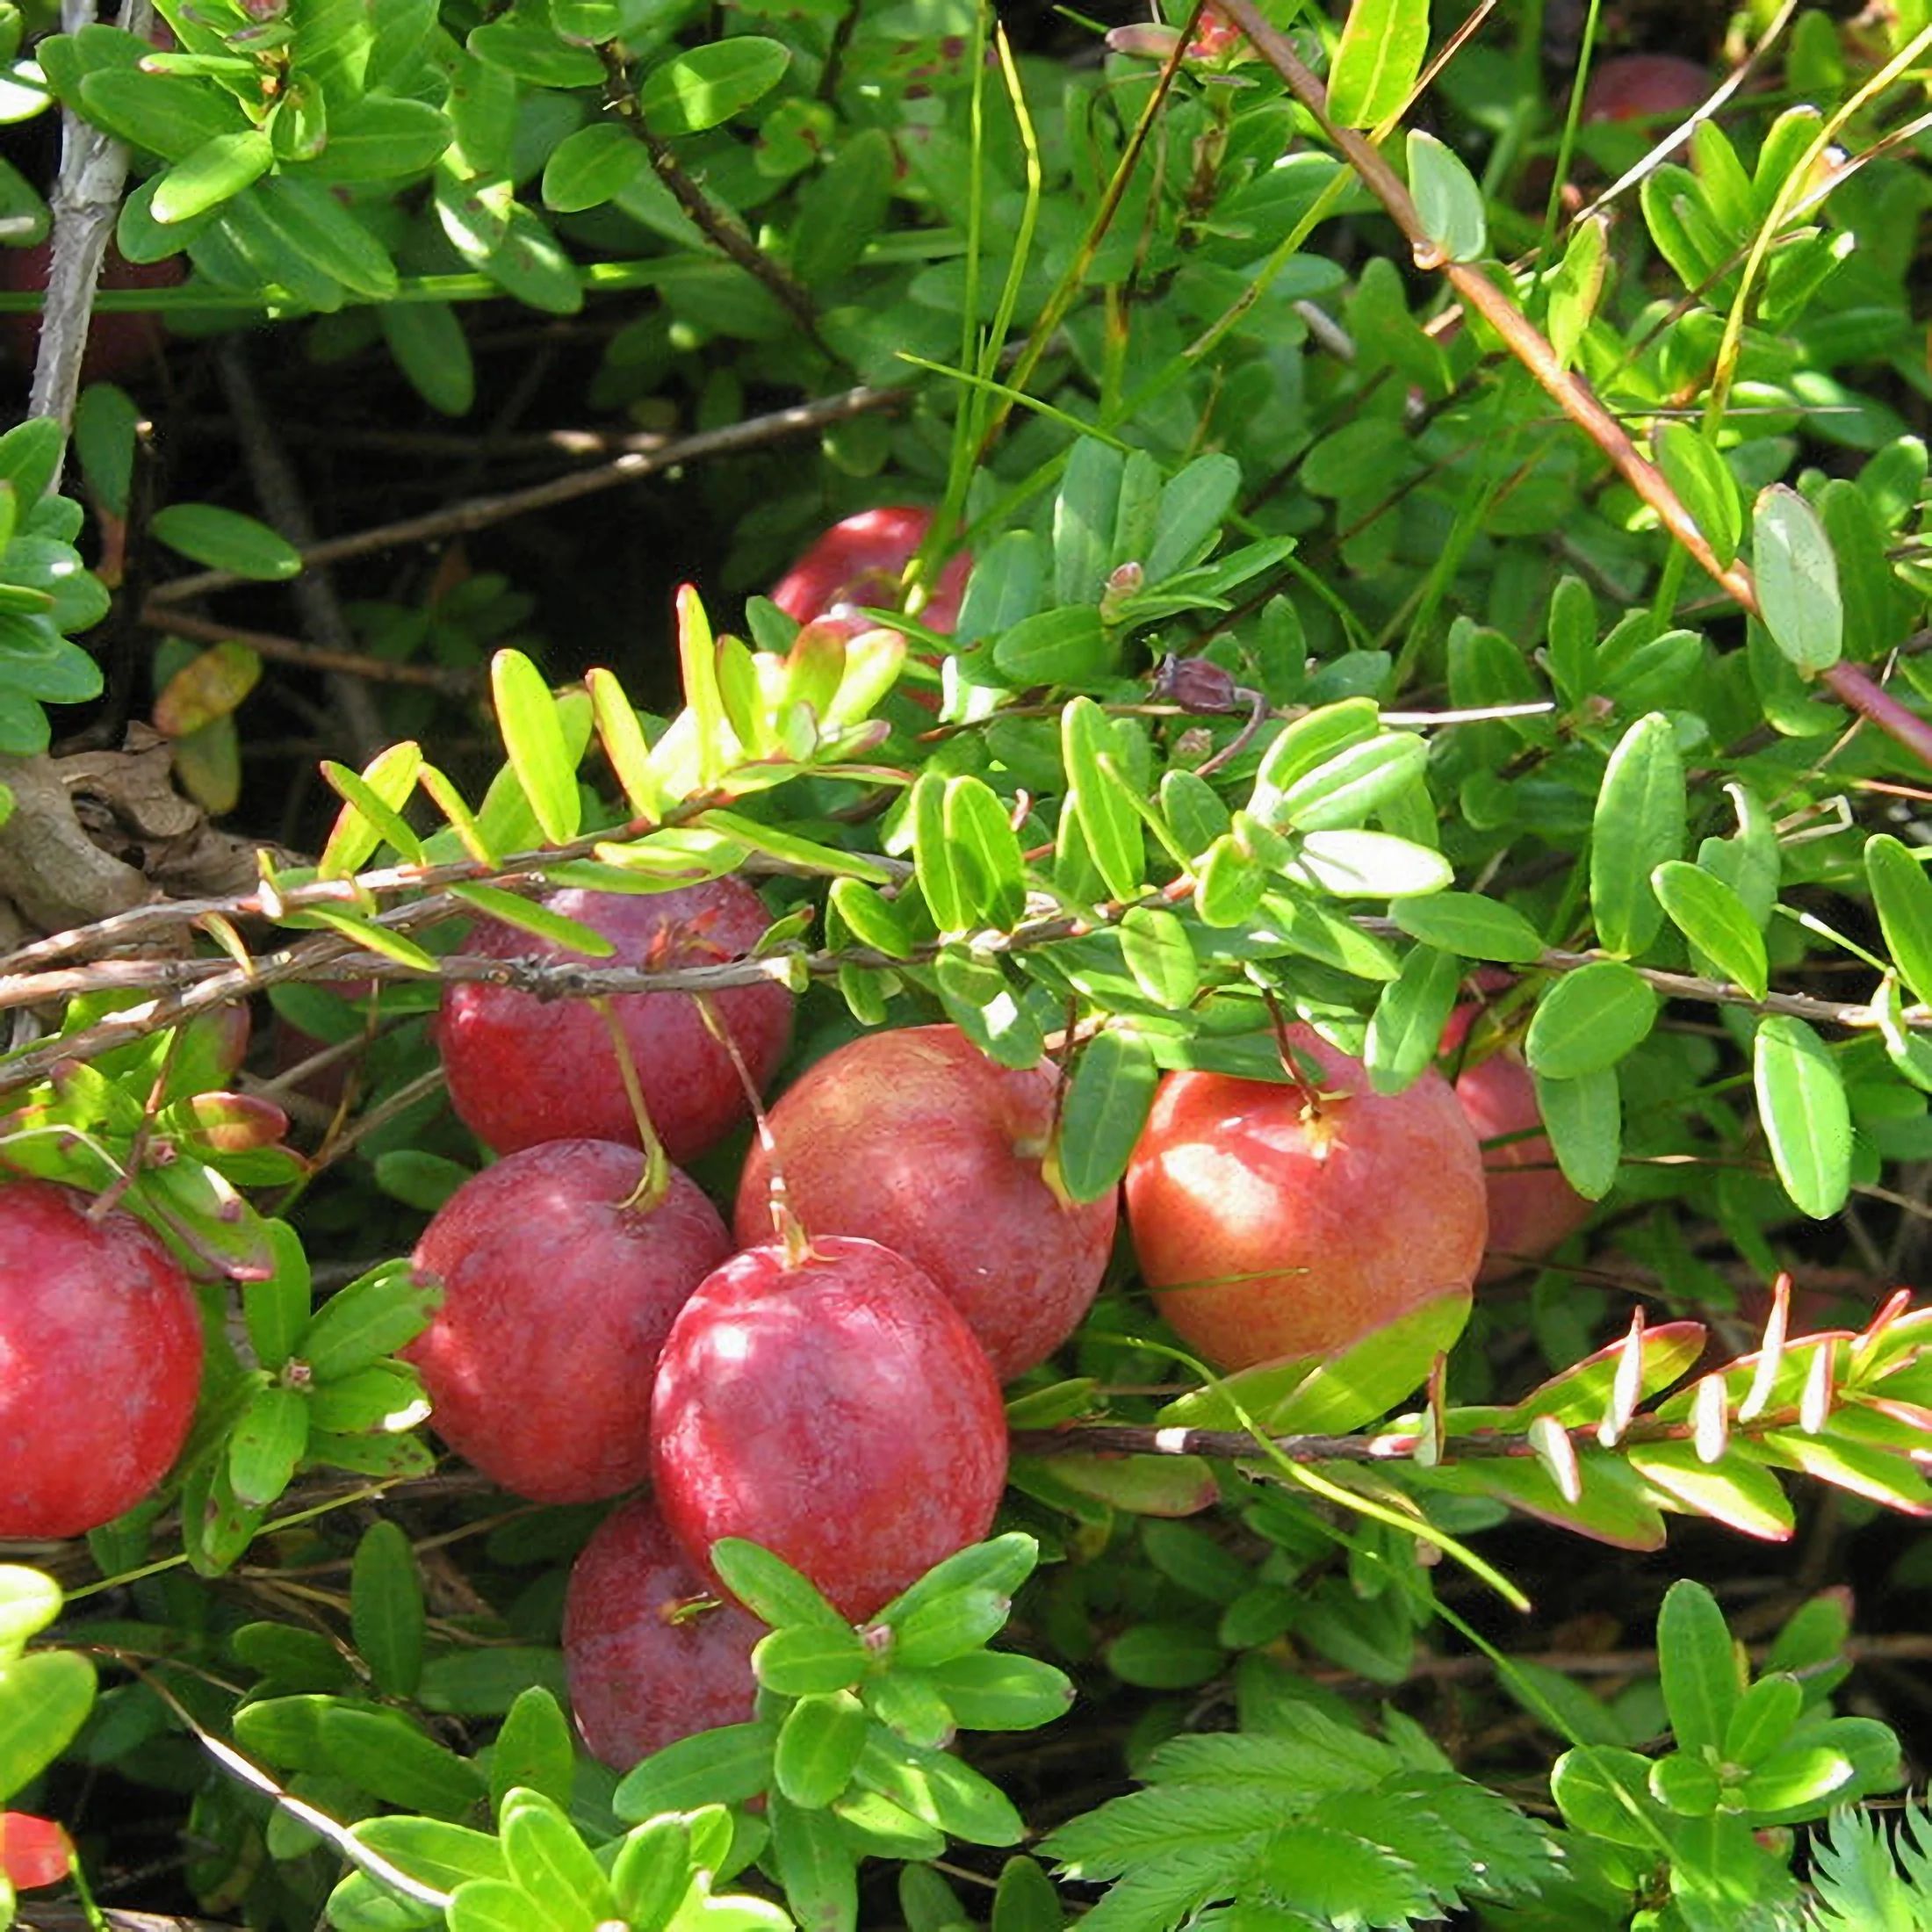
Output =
[
  {"x1": 144, "y1": 383, "x2": 905, "y2": 605},
  {"x1": 598, "y1": 46, "x2": 828, "y2": 353},
  {"x1": 142, "y1": 607, "x2": 480, "y2": 694}
]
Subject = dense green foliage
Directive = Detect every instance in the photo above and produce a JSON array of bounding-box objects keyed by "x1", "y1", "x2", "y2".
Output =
[{"x1": 4, "y1": 1, "x2": 1932, "y2": 1927}]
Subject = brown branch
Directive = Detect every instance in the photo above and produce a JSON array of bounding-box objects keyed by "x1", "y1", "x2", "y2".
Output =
[
  {"x1": 1214, "y1": 0, "x2": 1932, "y2": 774},
  {"x1": 143, "y1": 608, "x2": 480, "y2": 694},
  {"x1": 598, "y1": 47, "x2": 829, "y2": 355},
  {"x1": 144, "y1": 383, "x2": 906, "y2": 605}
]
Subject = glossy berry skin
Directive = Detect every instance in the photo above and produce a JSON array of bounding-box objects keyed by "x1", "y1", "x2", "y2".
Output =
[
  {"x1": 0, "y1": 1181, "x2": 203, "y2": 1538},
  {"x1": 734, "y1": 1025, "x2": 1114, "y2": 1381},
  {"x1": 652, "y1": 1235, "x2": 1008, "y2": 1620},
  {"x1": 407, "y1": 1140, "x2": 730, "y2": 1503},
  {"x1": 1443, "y1": 1006, "x2": 1592, "y2": 1283},
  {"x1": 437, "y1": 879, "x2": 793, "y2": 1164},
  {"x1": 562, "y1": 1496, "x2": 762, "y2": 1770},
  {"x1": 1124, "y1": 1027, "x2": 1487, "y2": 1371},
  {"x1": 1581, "y1": 54, "x2": 1710, "y2": 124},
  {"x1": 769, "y1": 508, "x2": 971, "y2": 635}
]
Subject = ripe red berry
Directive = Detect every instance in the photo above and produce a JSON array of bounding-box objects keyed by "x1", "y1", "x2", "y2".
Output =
[
  {"x1": 407, "y1": 1140, "x2": 731, "y2": 1503},
  {"x1": 652, "y1": 1235, "x2": 1009, "y2": 1620},
  {"x1": 1124, "y1": 1027, "x2": 1488, "y2": 1370},
  {"x1": 733, "y1": 1025, "x2": 1115, "y2": 1381},
  {"x1": 562, "y1": 1496, "x2": 762, "y2": 1770},
  {"x1": 1581, "y1": 54, "x2": 1710, "y2": 126},
  {"x1": 437, "y1": 879, "x2": 794, "y2": 1164},
  {"x1": 0, "y1": 1180, "x2": 203, "y2": 1538},
  {"x1": 769, "y1": 507, "x2": 971, "y2": 635},
  {"x1": 1442, "y1": 1004, "x2": 1592, "y2": 1282}
]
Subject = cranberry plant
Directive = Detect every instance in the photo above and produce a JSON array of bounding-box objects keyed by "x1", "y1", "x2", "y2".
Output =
[{"x1": 4, "y1": 1, "x2": 1932, "y2": 1928}]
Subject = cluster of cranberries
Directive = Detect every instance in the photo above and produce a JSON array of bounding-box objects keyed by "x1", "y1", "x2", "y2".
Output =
[
  {"x1": 0, "y1": 508, "x2": 1595, "y2": 1783},
  {"x1": 418, "y1": 872, "x2": 1117, "y2": 1768}
]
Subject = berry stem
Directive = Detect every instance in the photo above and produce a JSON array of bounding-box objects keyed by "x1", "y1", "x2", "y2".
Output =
[{"x1": 591, "y1": 996, "x2": 670, "y2": 1213}]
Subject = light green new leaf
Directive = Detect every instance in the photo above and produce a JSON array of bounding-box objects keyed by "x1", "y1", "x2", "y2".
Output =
[
  {"x1": 1753, "y1": 1015, "x2": 1850, "y2": 1220},
  {"x1": 1329, "y1": 0, "x2": 1431, "y2": 127},
  {"x1": 0, "y1": 1648, "x2": 96, "y2": 1800},
  {"x1": 490, "y1": 647, "x2": 580, "y2": 846}
]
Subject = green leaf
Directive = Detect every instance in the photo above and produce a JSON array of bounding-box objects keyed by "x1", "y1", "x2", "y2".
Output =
[
  {"x1": 1062, "y1": 697, "x2": 1143, "y2": 901},
  {"x1": 1119, "y1": 905, "x2": 1198, "y2": 1007},
  {"x1": 613, "y1": 1721, "x2": 777, "y2": 1820},
  {"x1": 318, "y1": 1705, "x2": 487, "y2": 1818},
  {"x1": 711, "y1": 1539, "x2": 845, "y2": 1632},
  {"x1": 1283, "y1": 829, "x2": 1453, "y2": 899},
  {"x1": 1406, "y1": 129, "x2": 1487, "y2": 262},
  {"x1": 889, "y1": 1586, "x2": 1012, "y2": 1670},
  {"x1": 1657, "y1": 1579, "x2": 1741, "y2": 1756},
  {"x1": 253, "y1": 175, "x2": 397, "y2": 301},
  {"x1": 245, "y1": 1222, "x2": 312, "y2": 1371},
  {"x1": 877, "y1": 1538, "x2": 1039, "y2": 1633},
  {"x1": 1755, "y1": 483, "x2": 1842, "y2": 674},
  {"x1": 769, "y1": 1792, "x2": 859, "y2": 1932},
  {"x1": 380, "y1": 301, "x2": 474, "y2": 417},
  {"x1": 1532, "y1": 1065, "x2": 1622, "y2": 1200},
  {"x1": 501, "y1": 1788, "x2": 616, "y2": 1924},
  {"x1": 1628, "y1": 1443, "x2": 1794, "y2": 1542},
  {"x1": 991, "y1": 607, "x2": 1111, "y2": 688},
  {"x1": 305, "y1": 93, "x2": 451, "y2": 181},
  {"x1": 76, "y1": 66, "x2": 247, "y2": 160},
  {"x1": 448, "y1": 1879, "x2": 551, "y2": 1932},
  {"x1": 352, "y1": 1817, "x2": 508, "y2": 1892},
  {"x1": 1055, "y1": 438, "x2": 1123, "y2": 605},
  {"x1": 1055, "y1": 1026, "x2": 1157, "y2": 1206},
  {"x1": 1655, "y1": 423, "x2": 1742, "y2": 569},
  {"x1": 1145, "y1": 453, "x2": 1241, "y2": 583},
  {"x1": 490, "y1": 647, "x2": 580, "y2": 845},
  {"x1": 1866, "y1": 834, "x2": 1932, "y2": 1012},
  {"x1": 1328, "y1": 0, "x2": 1430, "y2": 126},
  {"x1": 944, "y1": 775, "x2": 1026, "y2": 931},
  {"x1": 1590, "y1": 711, "x2": 1685, "y2": 956},
  {"x1": 640, "y1": 38, "x2": 789, "y2": 136},
  {"x1": 541, "y1": 121, "x2": 645, "y2": 213},
  {"x1": 753, "y1": 1625, "x2": 869, "y2": 1698},
  {"x1": 1753, "y1": 1015, "x2": 1851, "y2": 1219},
  {"x1": 1651, "y1": 861, "x2": 1769, "y2": 998},
  {"x1": 227, "y1": 1382, "x2": 309, "y2": 1508},
  {"x1": 0, "y1": 1648, "x2": 96, "y2": 1799},
  {"x1": 1365, "y1": 944, "x2": 1461, "y2": 1095},
  {"x1": 149, "y1": 502, "x2": 300, "y2": 579},
  {"x1": 489, "y1": 1689, "x2": 574, "y2": 1819},
  {"x1": 298, "y1": 1259, "x2": 439, "y2": 1381},
  {"x1": 1722, "y1": 1673, "x2": 1804, "y2": 1769},
  {"x1": 351, "y1": 1519, "x2": 425, "y2": 1698},
  {"x1": 1390, "y1": 890, "x2": 1546, "y2": 962},
  {"x1": 1525, "y1": 962, "x2": 1658, "y2": 1078},
  {"x1": 1546, "y1": 213, "x2": 1607, "y2": 371},
  {"x1": 609, "y1": 1815, "x2": 690, "y2": 1932},
  {"x1": 319, "y1": 740, "x2": 423, "y2": 877},
  {"x1": 417, "y1": 1648, "x2": 568, "y2": 1717},
  {"x1": 1267, "y1": 732, "x2": 1427, "y2": 833},
  {"x1": 1551, "y1": 1742, "x2": 1670, "y2": 1848},
  {"x1": 919, "y1": 1653, "x2": 1073, "y2": 1734},
  {"x1": 774, "y1": 1690, "x2": 867, "y2": 1810},
  {"x1": 0, "y1": 1568, "x2": 61, "y2": 1658},
  {"x1": 912, "y1": 769, "x2": 969, "y2": 933},
  {"x1": 854, "y1": 1729, "x2": 1023, "y2": 1847},
  {"x1": 1250, "y1": 699, "x2": 1380, "y2": 815}
]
